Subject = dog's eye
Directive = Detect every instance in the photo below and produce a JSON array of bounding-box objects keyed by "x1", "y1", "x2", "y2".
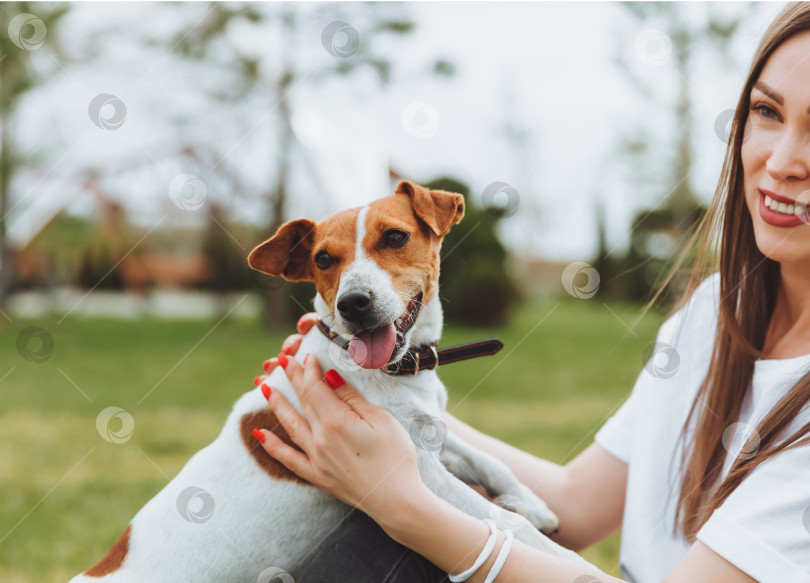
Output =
[
  {"x1": 314, "y1": 251, "x2": 333, "y2": 269},
  {"x1": 384, "y1": 230, "x2": 410, "y2": 248}
]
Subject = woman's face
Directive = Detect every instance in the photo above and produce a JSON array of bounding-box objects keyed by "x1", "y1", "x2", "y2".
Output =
[{"x1": 742, "y1": 30, "x2": 810, "y2": 266}]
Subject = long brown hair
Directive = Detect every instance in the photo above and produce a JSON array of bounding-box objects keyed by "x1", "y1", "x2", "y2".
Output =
[{"x1": 669, "y1": 2, "x2": 810, "y2": 540}]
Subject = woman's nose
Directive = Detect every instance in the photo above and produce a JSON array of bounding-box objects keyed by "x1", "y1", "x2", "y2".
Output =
[{"x1": 765, "y1": 130, "x2": 810, "y2": 182}]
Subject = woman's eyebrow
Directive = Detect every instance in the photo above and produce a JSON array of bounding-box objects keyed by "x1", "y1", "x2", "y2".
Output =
[
  {"x1": 752, "y1": 81, "x2": 783, "y2": 105},
  {"x1": 752, "y1": 80, "x2": 810, "y2": 114}
]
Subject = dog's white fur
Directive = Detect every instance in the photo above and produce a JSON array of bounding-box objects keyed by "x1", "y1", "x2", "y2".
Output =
[{"x1": 71, "y1": 194, "x2": 593, "y2": 582}]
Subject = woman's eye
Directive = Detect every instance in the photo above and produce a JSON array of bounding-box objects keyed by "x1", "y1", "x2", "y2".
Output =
[
  {"x1": 384, "y1": 230, "x2": 410, "y2": 248},
  {"x1": 314, "y1": 251, "x2": 333, "y2": 269},
  {"x1": 751, "y1": 103, "x2": 779, "y2": 120}
]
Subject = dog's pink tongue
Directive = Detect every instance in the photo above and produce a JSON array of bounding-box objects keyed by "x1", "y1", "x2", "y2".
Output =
[{"x1": 349, "y1": 324, "x2": 397, "y2": 369}]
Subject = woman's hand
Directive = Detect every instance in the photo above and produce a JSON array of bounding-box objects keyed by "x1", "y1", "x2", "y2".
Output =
[
  {"x1": 253, "y1": 313, "x2": 318, "y2": 387},
  {"x1": 252, "y1": 354, "x2": 427, "y2": 521}
]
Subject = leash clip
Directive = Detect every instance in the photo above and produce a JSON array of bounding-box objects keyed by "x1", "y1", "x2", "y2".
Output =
[{"x1": 410, "y1": 350, "x2": 421, "y2": 375}]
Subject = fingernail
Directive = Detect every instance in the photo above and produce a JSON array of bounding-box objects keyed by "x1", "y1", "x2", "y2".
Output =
[
  {"x1": 253, "y1": 375, "x2": 266, "y2": 387},
  {"x1": 303, "y1": 353, "x2": 310, "y2": 365},
  {"x1": 252, "y1": 429, "x2": 265, "y2": 443},
  {"x1": 281, "y1": 345, "x2": 293, "y2": 356},
  {"x1": 297, "y1": 315, "x2": 309, "y2": 329},
  {"x1": 324, "y1": 369, "x2": 345, "y2": 389},
  {"x1": 263, "y1": 359, "x2": 274, "y2": 373},
  {"x1": 278, "y1": 353, "x2": 289, "y2": 369},
  {"x1": 261, "y1": 384, "x2": 271, "y2": 400}
]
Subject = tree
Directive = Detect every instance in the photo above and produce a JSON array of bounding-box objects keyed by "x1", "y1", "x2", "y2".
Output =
[
  {"x1": 601, "y1": 3, "x2": 745, "y2": 303},
  {"x1": 428, "y1": 176, "x2": 520, "y2": 327},
  {"x1": 0, "y1": 3, "x2": 69, "y2": 314}
]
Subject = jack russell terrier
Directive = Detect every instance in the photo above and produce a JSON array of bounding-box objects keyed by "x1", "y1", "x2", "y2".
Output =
[{"x1": 71, "y1": 181, "x2": 592, "y2": 582}]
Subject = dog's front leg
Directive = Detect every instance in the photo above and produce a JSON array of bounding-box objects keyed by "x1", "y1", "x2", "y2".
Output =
[
  {"x1": 439, "y1": 431, "x2": 559, "y2": 534},
  {"x1": 415, "y1": 451, "x2": 595, "y2": 569}
]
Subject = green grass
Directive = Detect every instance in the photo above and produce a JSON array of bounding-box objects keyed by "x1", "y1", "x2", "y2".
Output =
[{"x1": 0, "y1": 298, "x2": 662, "y2": 580}]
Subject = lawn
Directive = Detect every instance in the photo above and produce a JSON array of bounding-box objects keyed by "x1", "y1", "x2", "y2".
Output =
[{"x1": 0, "y1": 296, "x2": 662, "y2": 581}]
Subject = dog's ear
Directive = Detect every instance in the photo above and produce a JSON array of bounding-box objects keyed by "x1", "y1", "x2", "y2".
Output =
[
  {"x1": 248, "y1": 219, "x2": 316, "y2": 281},
  {"x1": 395, "y1": 180, "x2": 465, "y2": 237}
]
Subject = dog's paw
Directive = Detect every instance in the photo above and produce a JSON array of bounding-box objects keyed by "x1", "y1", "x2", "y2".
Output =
[
  {"x1": 489, "y1": 485, "x2": 559, "y2": 535},
  {"x1": 524, "y1": 495, "x2": 559, "y2": 535}
]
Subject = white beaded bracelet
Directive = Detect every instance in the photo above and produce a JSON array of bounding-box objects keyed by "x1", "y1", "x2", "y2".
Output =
[
  {"x1": 448, "y1": 519, "x2": 498, "y2": 582},
  {"x1": 484, "y1": 528, "x2": 514, "y2": 583}
]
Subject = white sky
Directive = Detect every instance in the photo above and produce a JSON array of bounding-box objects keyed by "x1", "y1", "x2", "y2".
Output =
[{"x1": 7, "y1": 1, "x2": 785, "y2": 261}]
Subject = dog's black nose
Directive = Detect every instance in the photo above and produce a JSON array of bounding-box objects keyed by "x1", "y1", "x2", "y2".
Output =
[{"x1": 337, "y1": 291, "x2": 372, "y2": 323}]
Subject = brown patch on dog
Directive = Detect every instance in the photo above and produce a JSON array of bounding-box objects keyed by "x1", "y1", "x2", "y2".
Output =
[
  {"x1": 247, "y1": 218, "x2": 317, "y2": 281},
  {"x1": 394, "y1": 180, "x2": 465, "y2": 236},
  {"x1": 362, "y1": 192, "x2": 460, "y2": 307},
  {"x1": 84, "y1": 524, "x2": 131, "y2": 577},
  {"x1": 306, "y1": 207, "x2": 360, "y2": 311},
  {"x1": 240, "y1": 409, "x2": 311, "y2": 485}
]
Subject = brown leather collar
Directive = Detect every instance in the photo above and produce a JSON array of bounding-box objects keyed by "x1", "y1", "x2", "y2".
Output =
[{"x1": 315, "y1": 320, "x2": 503, "y2": 375}]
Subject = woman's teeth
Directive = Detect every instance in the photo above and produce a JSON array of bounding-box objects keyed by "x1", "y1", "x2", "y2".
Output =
[{"x1": 764, "y1": 194, "x2": 807, "y2": 217}]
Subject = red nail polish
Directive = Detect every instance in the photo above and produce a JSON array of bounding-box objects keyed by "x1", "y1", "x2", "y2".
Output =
[
  {"x1": 263, "y1": 359, "x2": 274, "y2": 373},
  {"x1": 252, "y1": 429, "x2": 265, "y2": 443},
  {"x1": 281, "y1": 345, "x2": 293, "y2": 356},
  {"x1": 303, "y1": 353, "x2": 310, "y2": 365},
  {"x1": 261, "y1": 384, "x2": 271, "y2": 400},
  {"x1": 278, "y1": 353, "x2": 289, "y2": 369},
  {"x1": 324, "y1": 369, "x2": 345, "y2": 389},
  {"x1": 253, "y1": 376, "x2": 263, "y2": 387}
]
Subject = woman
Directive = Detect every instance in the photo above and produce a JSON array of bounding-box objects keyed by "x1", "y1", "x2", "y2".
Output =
[{"x1": 253, "y1": 4, "x2": 810, "y2": 581}]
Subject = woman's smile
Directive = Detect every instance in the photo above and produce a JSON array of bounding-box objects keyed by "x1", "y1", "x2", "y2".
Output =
[{"x1": 757, "y1": 188, "x2": 810, "y2": 227}]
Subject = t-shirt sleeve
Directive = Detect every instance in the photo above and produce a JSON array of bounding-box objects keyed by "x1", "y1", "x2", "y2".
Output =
[
  {"x1": 696, "y1": 445, "x2": 810, "y2": 582},
  {"x1": 594, "y1": 389, "x2": 637, "y2": 464}
]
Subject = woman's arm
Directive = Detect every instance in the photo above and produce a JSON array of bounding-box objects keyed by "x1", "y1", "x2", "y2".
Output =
[
  {"x1": 381, "y1": 485, "x2": 755, "y2": 583},
  {"x1": 381, "y1": 487, "x2": 623, "y2": 583},
  {"x1": 445, "y1": 413, "x2": 627, "y2": 551},
  {"x1": 256, "y1": 355, "x2": 756, "y2": 583}
]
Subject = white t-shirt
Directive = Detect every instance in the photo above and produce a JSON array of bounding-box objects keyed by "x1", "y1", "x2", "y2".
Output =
[{"x1": 595, "y1": 273, "x2": 810, "y2": 583}]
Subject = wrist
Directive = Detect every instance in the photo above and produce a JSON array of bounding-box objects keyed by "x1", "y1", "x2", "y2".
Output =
[
  {"x1": 375, "y1": 488, "x2": 508, "y2": 581},
  {"x1": 372, "y1": 481, "x2": 443, "y2": 543}
]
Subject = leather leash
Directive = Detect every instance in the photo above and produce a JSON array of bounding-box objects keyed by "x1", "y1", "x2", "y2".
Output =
[{"x1": 315, "y1": 320, "x2": 503, "y2": 376}]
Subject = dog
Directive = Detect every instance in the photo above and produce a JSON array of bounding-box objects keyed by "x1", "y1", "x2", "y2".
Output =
[{"x1": 70, "y1": 181, "x2": 592, "y2": 582}]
